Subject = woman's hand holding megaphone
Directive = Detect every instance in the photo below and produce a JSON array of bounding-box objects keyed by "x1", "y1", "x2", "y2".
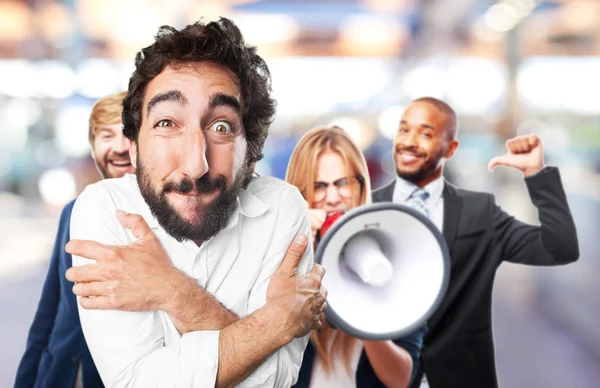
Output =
[{"x1": 308, "y1": 206, "x2": 327, "y2": 242}]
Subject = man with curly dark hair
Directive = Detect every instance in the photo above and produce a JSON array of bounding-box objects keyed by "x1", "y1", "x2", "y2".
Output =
[{"x1": 65, "y1": 18, "x2": 326, "y2": 388}]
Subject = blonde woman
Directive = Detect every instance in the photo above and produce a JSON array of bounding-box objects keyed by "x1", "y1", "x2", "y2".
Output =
[{"x1": 287, "y1": 126, "x2": 426, "y2": 388}]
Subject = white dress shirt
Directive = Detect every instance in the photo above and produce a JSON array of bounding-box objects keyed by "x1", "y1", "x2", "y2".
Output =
[
  {"x1": 392, "y1": 175, "x2": 444, "y2": 388},
  {"x1": 71, "y1": 174, "x2": 313, "y2": 388},
  {"x1": 392, "y1": 176, "x2": 445, "y2": 232}
]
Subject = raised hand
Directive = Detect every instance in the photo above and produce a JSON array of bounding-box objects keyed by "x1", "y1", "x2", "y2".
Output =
[
  {"x1": 488, "y1": 134, "x2": 545, "y2": 177},
  {"x1": 66, "y1": 210, "x2": 183, "y2": 311}
]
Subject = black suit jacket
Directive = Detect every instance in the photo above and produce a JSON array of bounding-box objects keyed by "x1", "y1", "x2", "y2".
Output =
[{"x1": 372, "y1": 167, "x2": 579, "y2": 388}]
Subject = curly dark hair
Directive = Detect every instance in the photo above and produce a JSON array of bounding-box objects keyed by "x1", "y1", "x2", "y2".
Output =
[{"x1": 122, "y1": 17, "x2": 276, "y2": 164}]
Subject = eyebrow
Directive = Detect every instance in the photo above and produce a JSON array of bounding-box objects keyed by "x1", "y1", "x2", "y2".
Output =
[
  {"x1": 209, "y1": 93, "x2": 241, "y2": 114},
  {"x1": 146, "y1": 90, "x2": 188, "y2": 119},
  {"x1": 400, "y1": 120, "x2": 436, "y2": 131}
]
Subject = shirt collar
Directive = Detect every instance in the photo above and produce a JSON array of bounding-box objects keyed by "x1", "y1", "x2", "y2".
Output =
[
  {"x1": 393, "y1": 174, "x2": 445, "y2": 204},
  {"x1": 125, "y1": 174, "x2": 270, "y2": 231}
]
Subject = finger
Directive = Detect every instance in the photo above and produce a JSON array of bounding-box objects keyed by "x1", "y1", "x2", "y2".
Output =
[
  {"x1": 488, "y1": 155, "x2": 510, "y2": 171},
  {"x1": 517, "y1": 137, "x2": 529, "y2": 153},
  {"x1": 277, "y1": 234, "x2": 308, "y2": 277},
  {"x1": 310, "y1": 263, "x2": 326, "y2": 279},
  {"x1": 66, "y1": 240, "x2": 118, "y2": 262},
  {"x1": 320, "y1": 286, "x2": 328, "y2": 300},
  {"x1": 116, "y1": 211, "x2": 153, "y2": 241},
  {"x1": 320, "y1": 301, "x2": 328, "y2": 314},
  {"x1": 528, "y1": 134, "x2": 539, "y2": 148},
  {"x1": 79, "y1": 296, "x2": 115, "y2": 310},
  {"x1": 506, "y1": 138, "x2": 522, "y2": 154},
  {"x1": 66, "y1": 264, "x2": 106, "y2": 283},
  {"x1": 73, "y1": 281, "x2": 111, "y2": 297}
]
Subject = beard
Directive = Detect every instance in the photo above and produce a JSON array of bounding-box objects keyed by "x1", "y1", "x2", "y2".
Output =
[
  {"x1": 136, "y1": 155, "x2": 253, "y2": 242},
  {"x1": 395, "y1": 146, "x2": 445, "y2": 183}
]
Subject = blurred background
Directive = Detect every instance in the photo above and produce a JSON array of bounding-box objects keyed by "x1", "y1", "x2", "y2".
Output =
[{"x1": 1, "y1": 0, "x2": 599, "y2": 386}]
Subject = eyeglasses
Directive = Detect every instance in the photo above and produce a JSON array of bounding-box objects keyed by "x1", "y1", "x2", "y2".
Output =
[{"x1": 313, "y1": 176, "x2": 363, "y2": 202}]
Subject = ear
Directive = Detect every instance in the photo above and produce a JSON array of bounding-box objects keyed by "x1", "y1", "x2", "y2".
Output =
[
  {"x1": 445, "y1": 139, "x2": 459, "y2": 159},
  {"x1": 129, "y1": 141, "x2": 137, "y2": 169}
]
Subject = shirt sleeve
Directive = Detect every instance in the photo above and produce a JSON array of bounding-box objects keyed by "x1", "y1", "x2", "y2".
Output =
[
  {"x1": 240, "y1": 186, "x2": 314, "y2": 387},
  {"x1": 70, "y1": 184, "x2": 220, "y2": 388}
]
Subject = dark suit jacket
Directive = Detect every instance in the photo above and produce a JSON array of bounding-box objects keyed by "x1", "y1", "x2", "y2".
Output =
[
  {"x1": 15, "y1": 199, "x2": 103, "y2": 388},
  {"x1": 372, "y1": 167, "x2": 579, "y2": 388},
  {"x1": 293, "y1": 324, "x2": 427, "y2": 388}
]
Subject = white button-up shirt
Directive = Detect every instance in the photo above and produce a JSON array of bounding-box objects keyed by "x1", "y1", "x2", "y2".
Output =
[
  {"x1": 392, "y1": 176, "x2": 445, "y2": 232},
  {"x1": 71, "y1": 174, "x2": 313, "y2": 388}
]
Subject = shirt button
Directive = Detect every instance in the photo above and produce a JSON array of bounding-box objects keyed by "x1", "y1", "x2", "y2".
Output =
[{"x1": 72, "y1": 357, "x2": 79, "y2": 365}]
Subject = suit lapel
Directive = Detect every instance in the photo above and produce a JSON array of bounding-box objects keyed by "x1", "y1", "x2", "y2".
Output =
[
  {"x1": 373, "y1": 180, "x2": 396, "y2": 202},
  {"x1": 442, "y1": 182, "x2": 462, "y2": 253}
]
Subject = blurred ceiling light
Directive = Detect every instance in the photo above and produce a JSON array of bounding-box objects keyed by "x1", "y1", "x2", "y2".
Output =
[
  {"x1": 328, "y1": 116, "x2": 375, "y2": 150},
  {"x1": 38, "y1": 168, "x2": 77, "y2": 207},
  {"x1": 3, "y1": 98, "x2": 42, "y2": 128},
  {"x1": 118, "y1": 61, "x2": 136, "y2": 91},
  {"x1": 187, "y1": 1, "x2": 231, "y2": 24},
  {"x1": 339, "y1": 14, "x2": 405, "y2": 44},
  {"x1": 446, "y1": 58, "x2": 506, "y2": 115},
  {"x1": 518, "y1": 57, "x2": 600, "y2": 114},
  {"x1": 338, "y1": 15, "x2": 408, "y2": 56},
  {"x1": 36, "y1": 2, "x2": 74, "y2": 43},
  {"x1": 377, "y1": 105, "x2": 405, "y2": 140},
  {"x1": 484, "y1": 3, "x2": 520, "y2": 32},
  {"x1": 78, "y1": 0, "x2": 166, "y2": 46},
  {"x1": 54, "y1": 102, "x2": 93, "y2": 157},
  {"x1": 502, "y1": 0, "x2": 537, "y2": 18},
  {"x1": 517, "y1": 60, "x2": 561, "y2": 110},
  {"x1": 402, "y1": 64, "x2": 447, "y2": 100},
  {"x1": 361, "y1": 0, "x2": 409, "y2": 13},
  {"x1": 233, "y1": 13, "x2": 299, "y2": 44},
  {"x1": 270, "y1": 57, "x2": 391, "y2": 117},
  {"x1": 77, "y1": 59, "x2": 120, "y2": 98},
  {"x1": 561, "y1": 59, "x2": 600, "y2": 115},
  {"x1": 37, "y1": 61, "x2": 77, "y2": 99},
  {"x1": 0, "y1": 2, "x2": 31, "y2": 41},
  {"x1": 0, "y1": 60, "x2": 38, "y2": 98},
  {"x1": 472, "y1": 18, "x2": 504, "y2": 42},
  {"x1": 0, "y1": 99, "x2": 37, "y2": 152}
]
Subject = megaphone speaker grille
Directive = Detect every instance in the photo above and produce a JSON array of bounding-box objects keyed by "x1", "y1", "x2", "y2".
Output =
[{"x1": 315, "y1": 202, "x2": 450, "y2": 340}]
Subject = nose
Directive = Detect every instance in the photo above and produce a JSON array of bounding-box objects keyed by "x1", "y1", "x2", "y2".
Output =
[
  {"x1": 325, "y1": 184, "x2": 341, "y2": 206},
  {"x1": 180, "y1": 131, "x2": 209, "y2": 182},
  {"x1": 398, "y1": 130, "x2": 418, "y2": 149},
  {"x1": 113, "y1": 133, "x2": 130, "y2": 155}
]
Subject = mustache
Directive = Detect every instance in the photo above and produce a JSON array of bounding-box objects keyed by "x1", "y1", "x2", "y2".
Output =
[
  {"x1": 162, "y1": 174, "x2": 227, "y2": 195},
  {"x1": 395, "y1": 146, "x2": 426, "y2": 158}
]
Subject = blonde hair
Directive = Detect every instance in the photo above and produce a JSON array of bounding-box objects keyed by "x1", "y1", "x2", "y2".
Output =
[
  {"x1": 88, "y1": 91, "x2": 128, "y2": 144},
  {"x1": 285, "y1": 125, "x2": 372, "y2": 375}
]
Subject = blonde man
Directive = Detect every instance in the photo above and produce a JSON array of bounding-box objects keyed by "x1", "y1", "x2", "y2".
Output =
[{"x1": 16, "y1": 92, "x2": 133, "y2": 388}]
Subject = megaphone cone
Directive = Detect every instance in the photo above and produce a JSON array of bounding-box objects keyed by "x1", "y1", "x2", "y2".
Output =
[{"x1": 315, "y1": 202, "x2": 450, "y2": 340}]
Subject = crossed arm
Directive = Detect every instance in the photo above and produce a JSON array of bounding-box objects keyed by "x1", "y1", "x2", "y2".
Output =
[{"x1": 66, "y1": 186, "x2": 326, "y2": 387}]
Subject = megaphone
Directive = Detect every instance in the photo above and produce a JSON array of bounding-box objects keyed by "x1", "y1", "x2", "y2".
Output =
[{"x1": 315, "y1": 203, "x2": 450, "y2": 340}]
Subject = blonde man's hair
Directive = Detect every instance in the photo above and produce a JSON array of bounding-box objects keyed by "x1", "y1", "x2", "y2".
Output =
[
  {"x1": 88, "y1": 91, "x2": 128, "y2": 144},
  {"x1": 285, "y1": 125, "x2": 372, "y2": 375}
]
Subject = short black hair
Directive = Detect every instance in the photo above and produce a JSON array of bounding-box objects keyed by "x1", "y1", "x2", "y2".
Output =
[
  {"x1": 122, "y1": 17, "x2": 276, "y2": 164},
  {"x1": 412, "y1": 97, "x2": 458, "y2": 140}
]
